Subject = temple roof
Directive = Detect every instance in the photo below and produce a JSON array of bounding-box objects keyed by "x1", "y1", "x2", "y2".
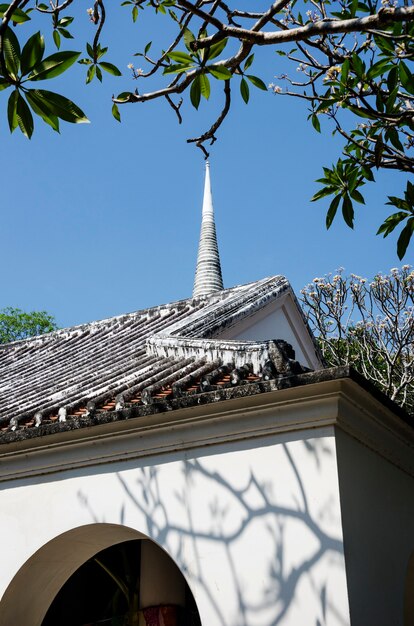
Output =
[{"x1": 0, "y1": 275, "x2": 319, "y2": 443}]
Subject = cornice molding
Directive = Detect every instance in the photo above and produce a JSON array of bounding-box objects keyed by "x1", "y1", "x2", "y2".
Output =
[{"x1": 0, "y1": 378, "x2": 413, "y2": 483}]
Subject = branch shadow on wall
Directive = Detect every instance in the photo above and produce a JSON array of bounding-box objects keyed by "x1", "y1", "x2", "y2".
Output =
[{"x1": 78, "y1": 439, "x2": 347, "y2": 626}]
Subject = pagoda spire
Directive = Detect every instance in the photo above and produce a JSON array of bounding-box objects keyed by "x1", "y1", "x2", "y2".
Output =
[{"x1": 193, "y1": 161, "x2": 224, "y2": 298}]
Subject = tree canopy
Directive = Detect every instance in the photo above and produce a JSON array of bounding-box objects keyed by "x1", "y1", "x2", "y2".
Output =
[
  {"x1": 1, "y1": 0, "x2": 414, "y2": 254},
  {"x1": 301, "y1": 265, "x2": 414, "y2": 415},
  {"x1": 0, "y1": 307, "x2": 57, "y2": 343}
]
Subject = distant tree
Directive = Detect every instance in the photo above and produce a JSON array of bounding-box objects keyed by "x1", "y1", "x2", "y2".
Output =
[
  {"x1": 301, "y1": 265, "x2": 414, "y2": 415},
  {"x1": 0, "y1": 307, "x2": 58, "y2": 343},
  {"x1": 1, "y1": 1, "x2": 414, "y2": 254}
]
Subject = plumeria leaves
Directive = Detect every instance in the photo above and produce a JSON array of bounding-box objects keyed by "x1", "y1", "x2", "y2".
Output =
[
  {"x1": 167, "y1": 51, "x2": 193, "y2": 64},
  {"x1": 208, "y1": 65, "x2": 231, "y2": 80},
  {"x1": 190, "y1": 75, "x2": 201, "y2": 109},
  {"x1": 20, "y1": 32, "x2": 45, "y2": 75},
  {"x1": 112, "y1": 102, "x2": 121, "y2": 122},
  {"x1": 0, "y1": 26, "x2": 89, "y2": 137},
  {"x1": 246, "y1": 75, "x2": 267, "y2": 90},
  {"x1": 313, "y1": 159, "x2": 367, "y2": 230},
  {"x1": 28, "y1": 51, "x2": 80, "y2": 81},
  {"x1": 3, "y1": 27, "x2": 21, "y2": 78},
  {"x1": 0, "y1": 4, "x2": 30, "y2": 23},
  {"x1": 240, "y1": 77, "x2": 249, "y2": 104},
  {"x1": 99, "y1": 62, "x2": 122, "y2": 76},
  {"x1": 377, "y1": 182, "x2": 414, "y2": 259},
  {"x1": 78, "y1": 43, "x2": 121, "y2": 83},
  {"x1": 204, "y1": 38, "x2": 227, "y2": 62},
  {"x1": 7, "y1": 90, "x2": 33, "y2": 138}
]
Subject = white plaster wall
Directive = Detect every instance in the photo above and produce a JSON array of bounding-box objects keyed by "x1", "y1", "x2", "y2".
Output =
[
  {"x1": 0, "y1": 428, "x2": 349, "y2": 626},
  {"x1": 335, "y1": 428, "x2": 414, "y2": 626}
]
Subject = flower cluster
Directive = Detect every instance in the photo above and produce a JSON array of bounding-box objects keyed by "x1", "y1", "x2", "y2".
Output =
[{"x1": 306, "y1": 9, "x2": 320, "y2": 22}]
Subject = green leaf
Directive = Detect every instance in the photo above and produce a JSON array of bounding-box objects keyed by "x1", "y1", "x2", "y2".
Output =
[
  {"x1": 132, "y1": 5, "x2": 138, "y2": 21},
  {"x1": 26, "y1": 89, "x2": 59, "y2": 131},
  {"x1": 199, "y1": 73, "x2": 210, "y2": 99},
  {"x1": 96, "y1": 65, "x2": 102, "y2": 82},
  {"x1": 377, "y1": 211, "x2": 408, "y2": 236},
  {"x1": 15, "y1": 92, "x2": 33, "y2": 138},
  {"x1": 399, "y1": 61, "x2": 414, "y2": 95},
  {"x1": 27, "y1": 89, "x2": 89, "y2": 124},
  {"x1": 190, "y1": 75, "x2": 201, "y2": 109},
  {"x1": 246, "y1": 74, "x2": 267, "y2": 90},
  {"x1": 244, "y1": 54, "x2": 254, "y2": 72},
  {"x1": 58, "y1": 28, "x2": 74, "y2": 40},
  {"x1": 115, "y1": 91, "x2": 132, "y2": 102},
  {"x1": 86, "y1": 64, "x2": 95, "y2": 83},
  {"x1": 58, "y1": 16, "x2": 74, "y2": 27},
  {"x1": 351, "y1": 52, "x2": 364, "y2": 79},
  {"x1": 361, "y1": 166, "x2": 375, "y2": 182},
  {"x1": 28, "y1": 51, "x2": 80, "y2": 81},
  {"x1": 350, "y1": 189, "x2": 365, "y2": 204},
  {"x1": 386, "y1": 127, "x2": 403, "y2": 152},
  {"x1": 311, "y1": 114, "x2": 320, "y2": 133},
  {"x1": 387, "y1": 66, "x2": 398, "y2": 93},
  {"x1": 21, "y1": 32, "x2": 45, "y2": 75},
  {"x1": 367, "y1": 59, "x2": 393, "y2": 80},
  {"x1": 397, "y1": 218, "x2": 414, "y2": 259},
  {"x1": 326, "y1": 195, "x2": 341, "y2": 228},
  {"x1": 385, "y1": 85, "x2": 399, "y2": 113},
  {"x1": 312, "y1": 186, "x2": 337, "y2": 202},
  {"x1": 342, "y1": 194, "x2": 354, "y2": 229},
  {"x1": 53, "y1": 29, "x2": 61, "y2": 50},
  {"x1": 240, "y1": 77, "x2": 249, "y2": 104},
  {"x1": 167, "y1": 51, "x2": 193, "y2": 64},
  {"x1": 144, "y1": 41, "x2": 152, "y2": 55},
  {"x1": 163, "y1": 63, "x2": 193, "y2": 75},
  {"x1": 205, "y1": 38, "x2": 227, "y2": 62},
  {"x1": 99, "y1": 62, "x2": 122, "y2": 76},
  {"x1": 0, "y1": 77, "x2": 10, "y2": 91},
  {"x1": 341, "y1": 58, "x2": 349, "y2": 85},
  {"x1": 3, "y1": 27, "x2": 21, "y2": 78},
  {"x1": 347, "y1": 105, "x2": 376, "y2": 120},
  {"x1": 183, "y1": 28, "x2": 195, "y2": 52},
  {"x1": 7, "y1": 89, "x2": 18, "y2": 132},
  {"x1": 86, "y1": 42, "x2": 94, "y2": 59},
  {"x1": 0, "y1": 4, "x2": 30, "y2": 23},
  {"x1": 208, "y1": 65, "x2": 232, "y2": 80},
  {"x1": 112, "y1": 102, "x2": 121, "y2": 122}
]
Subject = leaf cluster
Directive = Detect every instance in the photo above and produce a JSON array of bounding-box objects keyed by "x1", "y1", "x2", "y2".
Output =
[{"x1": 0, "y1": 307, "x2": 57, "y2": 343}]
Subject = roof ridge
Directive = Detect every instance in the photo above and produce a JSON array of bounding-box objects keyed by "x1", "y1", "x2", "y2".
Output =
[{"x1": 0, "y1": 276, "x2": 280, "y2": 350}]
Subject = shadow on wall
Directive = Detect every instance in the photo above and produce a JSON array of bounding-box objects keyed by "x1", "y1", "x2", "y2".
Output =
[{"x1": 77, "y1": 439, "x2": 346, "y2": 626}]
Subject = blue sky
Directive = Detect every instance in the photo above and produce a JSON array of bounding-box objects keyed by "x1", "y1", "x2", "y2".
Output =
[{"x1": 0, "y1": 4, "x2": 408, "y2": 328}]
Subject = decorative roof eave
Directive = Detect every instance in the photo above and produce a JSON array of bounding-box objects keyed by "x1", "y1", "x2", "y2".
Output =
[{"x1": 146, "y1": 336, "x2": 305, "y2": 375}]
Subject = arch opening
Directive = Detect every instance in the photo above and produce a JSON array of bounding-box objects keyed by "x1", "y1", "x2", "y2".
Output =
[{"x1": 0, "y1": 524, "x2": 201, "y2": 626}]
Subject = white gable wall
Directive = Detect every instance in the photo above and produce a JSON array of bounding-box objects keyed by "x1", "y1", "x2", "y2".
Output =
[{"x1": 216, "y1": 292, "x2": 321, "y2": 370}]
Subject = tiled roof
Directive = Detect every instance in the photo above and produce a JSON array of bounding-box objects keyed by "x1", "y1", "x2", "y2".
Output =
[{"x1": 0, "y1": 276, "x2": 311, "y2": 442}]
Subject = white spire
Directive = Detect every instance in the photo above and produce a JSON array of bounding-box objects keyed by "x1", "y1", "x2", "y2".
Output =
[{"x1": 193, "y1": 161, "x2": 224, "y2": 298}]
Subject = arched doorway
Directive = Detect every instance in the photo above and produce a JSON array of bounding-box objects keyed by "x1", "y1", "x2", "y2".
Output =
[{"x1": 0, "y1": 524, "x2": 201, "y2": 626}]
